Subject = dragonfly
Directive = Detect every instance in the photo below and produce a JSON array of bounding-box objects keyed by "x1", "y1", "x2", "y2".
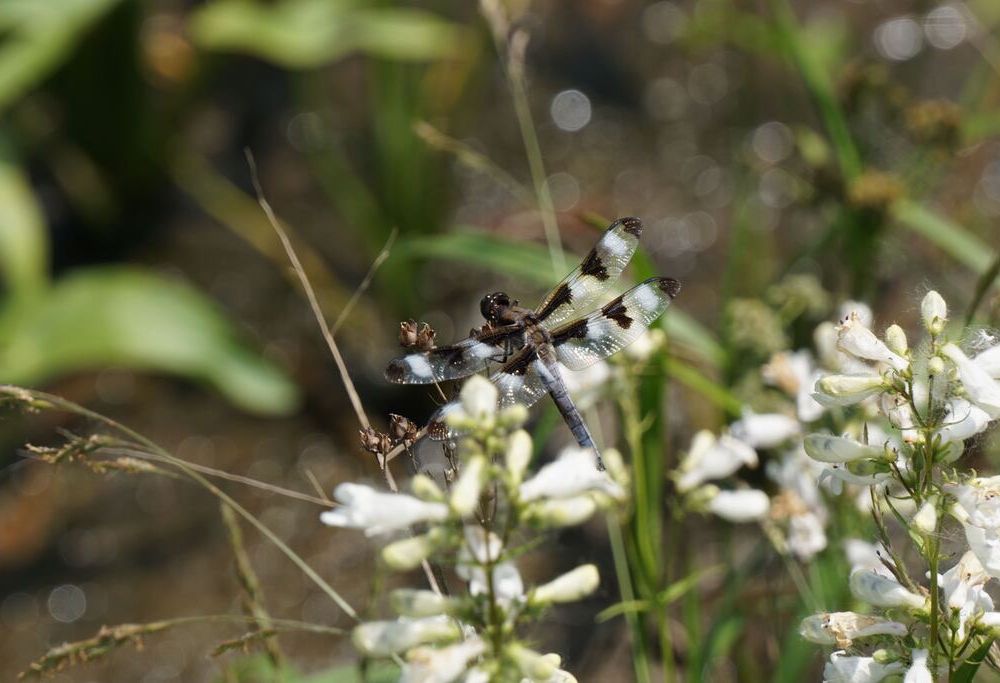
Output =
[{"x1": 385, "y1": 216, "x2": 680, "y2": 470}]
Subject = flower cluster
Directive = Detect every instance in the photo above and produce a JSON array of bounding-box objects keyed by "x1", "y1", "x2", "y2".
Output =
[
  {"x1": 798, "y1": 291, "x2": 1000, "y2": 680},
  {"x1": 322, "y1": 376, "x2": 629, "y2": 682}
]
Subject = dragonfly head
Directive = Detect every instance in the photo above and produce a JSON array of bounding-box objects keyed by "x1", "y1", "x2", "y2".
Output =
[{"x1": 480, "y1": 291, "x2": 513, "y2": 324}]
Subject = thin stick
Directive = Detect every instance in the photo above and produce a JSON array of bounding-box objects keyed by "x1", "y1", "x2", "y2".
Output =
[
  {"x1": 109, "y1": 446, "x2": 331, "y2": 507},
  {"x1": 245, "y1": 149, "x2": 370, "y2": 430},
  {"x1": 7, "y1": 387, "x2": 358, "y2": 621},
  {"x1": 331, "y1": 228, "x2": 398, "y2": 336},
  {"x1": 303, "y1": 467, "x2": 332, "y2": 503}
]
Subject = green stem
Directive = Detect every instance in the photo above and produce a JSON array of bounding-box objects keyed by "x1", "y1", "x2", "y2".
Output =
[{"x1": 608, "y1": 516, "x2": 652, "y2": 683}]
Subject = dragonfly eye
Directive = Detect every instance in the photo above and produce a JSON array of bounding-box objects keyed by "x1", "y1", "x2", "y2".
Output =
[{"x1": 480, "y1": 292, "x2": 511, "y2": 322}]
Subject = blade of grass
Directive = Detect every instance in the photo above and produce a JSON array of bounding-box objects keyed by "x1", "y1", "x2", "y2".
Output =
[
  {"x1": 893, "y1": 199, "x2": 995, "y2": 274},
  {"x1": 965, "y1": 251, "x2": 1000, "y2": 325}
]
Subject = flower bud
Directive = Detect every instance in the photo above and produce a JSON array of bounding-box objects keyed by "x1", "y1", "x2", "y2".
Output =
[
  {"x1": 921, "y1": 290, "x2": 947, "y2": 334},
  {"x1": 508, "y1": 644, "x2": 558, "y2": 681},
  {"x1": 505, "y1": 429, "x2": 532, "y2": 483},
  {"x1": 352, "y1": 616, "x2": 459, "y2": 656},
  {"x1": 498, "y1": 404, "x2": 528, "y2": 429},
  {"x1": 450, "y1": 454, "x2": 487, "y2": 516},
  {"x1": 927, "y1": 355, "x2": 945, "y2": 376},
  {"x1": 912, "y1": 500, "x2": 937, "y2": 535},
  {"x1": 411, "y1": 474, "x2": 444, "y2": 502},
  {"x1": 460, "y1": 375, "x2": 498, "y2": 420},
  {"x1": 382, "y1": 531, "x2": 439, "y2": 571},
  {"x1": 813, "y1": 374, "x2": 886, "y2": 406},
  {"x1": 389, "y1": 589, "x2": 458, "y2": 617},
  {"x1": 524, "y1": 496, "x2": 598, "y2": 527},
  {"x1": 803, "y1": 433, "x2": 884, "y2": 463},
  {"x1": 530, "y1": 565, "x2": 600, "y2": 606},
  {"x1": 885, "y1": 324, "x2": 908, "y2": 356}
]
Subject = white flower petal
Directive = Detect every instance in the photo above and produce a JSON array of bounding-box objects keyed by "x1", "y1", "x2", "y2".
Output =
[
  {"x1": 519, "y1": 447, "x2": 622, "y2": 502},
  {"x1": 353, "y1": 616, "x2": 460, "y2": 656},
  {"x1": 849, "y1": 568, "x2": 926, "y2": 609},
  {"x1": 401, "y1": 638, "x2": 485, "y2": 683},
  {"x1": 903, "y1": 649, "x2": 932, "y2": 683},
  {"x1": 823, "y1": 650, "x2": 905, "y2": 683},
  {"x1": 730, "y1": 412, "x2": 800, "y2": 449},
  {"x1": 707, "y1": 489, "x2": 771, "y2": 523},
  {"x1": 804, "y1": 433, "x2": 883, "y2": 463},
  {"x1": 837, "y1": 312, "x2": 908, "y2": 371},
  {"x1": 676, "y1": 431, "x2": 758, "y2": 492},
  {"x1": 321, "y1": 483, "x2": 449, "y2": 536},
  {"x1": 942, "y1": 343, "x2": 1000, "y2": 417}
]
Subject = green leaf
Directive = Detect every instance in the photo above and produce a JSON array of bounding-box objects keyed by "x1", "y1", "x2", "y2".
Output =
[
  {"x1": 952, "y1": 636, "x2": 996, "y2": 683},
  {"x1": 596, "y1": 563, "x2": 723, "y2": 622},
  {"x1": 0, "y1": 0, "x2": 124, "y2": 114},
  {"x1": 190, "y1": 0, "x2": 467, "y2": 68},
  {"x1": 892, "y1": 199, "x2": 995, "y2": 274},
  {"x1": 397, "y1": 230, "x2": 724, "y2": 365},
  {"x1": 0, "y1": 142, "x2": 47, "y2": 298},
  {"x1": 0, "y1": 267, "x2": 299, "y2": 415}
]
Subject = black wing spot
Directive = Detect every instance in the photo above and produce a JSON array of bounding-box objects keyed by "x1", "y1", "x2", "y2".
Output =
[
  {"x1": 505, "y1": 349, "x2": 537, "y2": 376},
  {"x1": 536, "y1": 282, "x2": 573, "y2": 321},
  {"x1": 618, "y1": 216, "x2": 643, "y2": 237},
  {"x1": 656, "y1": 277, "x2": 681, "y2": 298},
  {"x1": 385, "y1": 361, "x2": 407, "y2": 383},
  {"x1": 580, "y1": 249, "x2": 609, "y2": 281},
  {"x1": 552, "y1": 319, "x2": 589, "y2": 345},
  {"x1": 602, "y1": 298, "x2": 633, "y2": 330}
]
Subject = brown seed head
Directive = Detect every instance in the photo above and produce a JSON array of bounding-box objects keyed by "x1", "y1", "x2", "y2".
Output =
[
  {"x1": 398, "y1": 320, "x2": 419, "y2": 348},
  {"x1": 416, "y1": 323, "x2": 437, "y2": 351},
  {"x1": 359, "y1": 427, "x2": 392, "y2": 455}
]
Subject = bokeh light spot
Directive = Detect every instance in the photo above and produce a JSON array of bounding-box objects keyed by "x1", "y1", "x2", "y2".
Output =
[
  {"x1": 875, "y1": 17, "x2": 923, "y2": 61},
  {"x1": 48, "y1": 584, "x2": 86, "y2": 623},
  {"x1": 550, "y1": 90, "x2": 592, "y2": 132},
  {"x1": 924, "y1": 5, "x2": 967, "y2": 50}
]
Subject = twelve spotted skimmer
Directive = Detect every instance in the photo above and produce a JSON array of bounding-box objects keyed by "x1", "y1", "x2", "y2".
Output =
[{"x1": 385, "y1": 217, "x2": 680, "y2": 470}]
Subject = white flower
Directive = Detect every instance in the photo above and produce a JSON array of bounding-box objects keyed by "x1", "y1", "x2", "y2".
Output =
[
  {"x1": 390, "y1": 589, "x2": 459, "y2": 618},
  {"x1": 352, "y1": 616, "x2": 461, "y2": 656},
  {"x1": 849, "y1": 568, "x2": 926, "y2": 609},
  {"x1": 508, "y1": 645, "x2": 559, "y2": 682},
  {"x1": 524, "y1": 495, "x2": 598, "y2": 527},
  {"x1": 921, "y1": 290, "x2": 947, "y2": 334},
  {"x1": 976, "y1": 343, "x2": 1000, "y2": 378},
  {"x1": 804, "y1": 433, "x2": 883, "y2": 463},
  {"x1": 843, "y1": 538, "x2": 891, "y2": 574},
  {"x1": 456, "y1": 527, "x2": 524, "y2": 604},
  {"x1": 837, "y1": 312, "x2": 908, "y2": 371},
  {"x1": 800, "y1": 612, "x2": 907, "y2": 647},
  {"x1": 819, "y1": 463, "x2": 892, "y2": 490},
  {"x1": 506, "y1": 430, "x2": 533, "y2": 484},
  {"x1": 624, "y1": 328, "x2": 665, "y2": 361},
  {"x1": 813, "y1": 373, "x2": 886, "y2": 407},
  {"x1": 763, "y1": 350, "x2": 826, "y2": 422},
  {"x1": 706, "y1": 488, "x2": 771, "y2": 523},
  {"x1": 382, "y1": 531, "x2": 443, "y2": 571},
  {"x1": 401, "y1": 638, "x2": 485, "y2": 683},
  {"x1": 940, "y1": 551, "x2": 994, "y2": 641},
  {"x1": 321, "y1": 483, "x2": 449, "y2": 536},
  {"x1": 948, "y1": 477, "x2": 1000, "y2": 577},
  {"x1": 529, "y1": 565, "x2": 600, "y2": 606},
  {"x1": 730, "y1": 411, "x2": 800, "y2": 449},
  {"x1": 903, "y1": 649, "x2": 932, "y2": 683},
  {"x1": 912, "y1": 500, "x2": 937, "y2": 535},
  {"x1": 460, "y1": 375, "x2": 498, "y2": 419},
  {"x1": 519, "y1": 447, "x2": 623, "y2": 502},
  {"x1": 463, "y1": 668, "x2": 489, "y2": 683},
  {"x1": 823, "y1": 650, "x2": 904, "y2": 683},
  {"x1": 560, "y1": 361, "x2": 612, "y2": 410},
  {"x1": 675, "y1": 430, "x2": 758, "y2": 492},
  {"x1": 839, "y1": 301, "x2": 874, "y2": 329},
  {"x1": 450, "y1": 454, "x2": 487, "y2": 516},
  {"x1": 939, "y1": 398, "x2": 992, "y2": 442},
  {"x1": 942, "y1": 343, "x2": 1000, "y2": 417},
  {"x1": 787, "y1": 512, "x2": 827, "y2": 560}
]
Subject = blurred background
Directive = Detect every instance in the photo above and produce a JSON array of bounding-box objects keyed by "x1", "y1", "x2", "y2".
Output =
[{"x1": 0, "y1": 0, "x2": 998, "y2": 681}]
